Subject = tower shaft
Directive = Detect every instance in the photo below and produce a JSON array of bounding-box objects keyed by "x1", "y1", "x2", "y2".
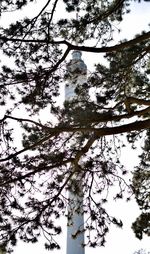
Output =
[
  {"x1": 67, "y1": 187, "x2": 85, "y2": 254},
  {"x1": 65, "y1": 50, "x2": 87, "y2": 254}
]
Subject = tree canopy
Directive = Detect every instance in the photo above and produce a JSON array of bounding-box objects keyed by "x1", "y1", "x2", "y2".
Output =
[
  {"x1": 132, "y1": 129, "x2": 150, "y2": 240},
  {"x1": 0, "y1": 0, "x2": 149, "y2": 252}
]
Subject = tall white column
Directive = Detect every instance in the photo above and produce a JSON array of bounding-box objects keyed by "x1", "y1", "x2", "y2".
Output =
[
  {"x1": 67, "y1": 186, "x2": 85, "y2": 254},
  {"x1": 65, "y1": 50, "x2": 87, "y2": 254},
  {"x1": 65, "y1": 51, "x2": 87, "y2": 101}
]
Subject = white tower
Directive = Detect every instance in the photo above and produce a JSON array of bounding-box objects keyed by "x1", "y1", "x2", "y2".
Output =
[
  {"x1": 65, "y1": 50, "x2": 87, "y2": 101},
  {"x1": 65, "y1": 50, "x2": 87, "y2": 254}
]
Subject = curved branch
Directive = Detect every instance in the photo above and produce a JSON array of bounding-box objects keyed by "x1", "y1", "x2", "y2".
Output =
[
  {"x1": 69, "y1": 32, "x2": 150, "y2": 53},
  {"x1": 124, "y1": 97, "x2": 150, "y2": 114},
  {"x1": 125, "y1": 97, "x2": 150, "y2": 106},
  {"x1": 74, "y1": 135, "x2": 97, "y2": 165},
  {"x1": 47, "y1": 46, "x2": 70, "y2": 74},
  {"x1": 94, "y1": 119, "x2": 150, "y2": 137},
  {"x1": 1, "y1": 31, "x2": 150, "y2": 53},
  {"x1": 101, "y1": 106, "x2": 150, "y2": 123},
  {"x1": 2, "y1": 105, "x2": 150, "y2": 129},
  {"x1": 0, "y1": 119, "x2": 149, "y2": 162},
  {"x1": 0, "y1": 115, "x2": 51, "y2": 131},
  {"x1": 0, "y1": 32, "x2": 149, "y2": 76},
  {"x1": 47, "y1": 119, "x2": 150, "y2": 136},
  {"x1": 0, "y1": 32, "x2": 149, "y2": 86}
]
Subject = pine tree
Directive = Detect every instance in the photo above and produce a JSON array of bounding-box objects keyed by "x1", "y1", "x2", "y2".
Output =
[
  {"x1": 0, "y1": 0, "x2": 149, "y2": 252},
  {"x1": 132, "y1": 129, "x2": 150, "y2": 240}
]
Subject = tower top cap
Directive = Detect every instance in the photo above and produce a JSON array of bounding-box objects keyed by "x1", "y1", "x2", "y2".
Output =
[
  {"x1": 66, "y1": 50, "x2": 87, "y2": 75},
  {"x1": 72, "y1": 50, "x2": 82, "y2": 60}
]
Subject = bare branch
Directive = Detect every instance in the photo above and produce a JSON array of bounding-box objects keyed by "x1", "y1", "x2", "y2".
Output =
[
  {"x1": 48, "y1": 0, "x2": 59, "y2": 31},
  {"x1": 24, "y1": 0, "x2": 52, "y2": 38}
]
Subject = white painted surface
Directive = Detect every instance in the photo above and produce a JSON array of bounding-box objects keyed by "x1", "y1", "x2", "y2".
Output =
[
  {"x1": 65, "y1": 50, "x2": 87, "y2": 254},
  {"x1": 66, "y1": 191, "x2": 85, "y2": 254}
]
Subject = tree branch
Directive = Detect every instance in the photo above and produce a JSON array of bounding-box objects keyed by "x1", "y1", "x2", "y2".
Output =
[
  {"x1": 0, "y1": 133, "x2": 54, "y2": 162},
  {"x1": 124, "y1": 97, "x2": 150, "y2": 106},
  {"x1": 25, "y1": 0, "x2": 52, "y2": 37},
  {"x1": 75, "y1": 106, "x2": 150, "y2": 124},
  {"x1": 0, "y1": 31, "x2": 149, "y2": 53},
  {"x1": 124, "y1": 97, "x2": 150, "y2": 114},
  {"x1": 48, "y1": 0, "x2": 59, "y2": 31},
  {"x1": 47, "y1": 46, "x2": 70, "y2": 74},
  {"x1": 0, "y1": 115, "x2": 51, "y2": 131},
  {"x1": 46, "y1": 119, "x2": 150, "y2": 136},
  {"x1": 38, "y1": 170, "x2": 75, "y2": 217},
  {"x1": 89, "y1": 0, "x2": 125, "y2": 24},
  {"x1": 74, "y1": 135, "x2": 97, "y2": 165},
  {"x1": 2, "y1": 104, "x2": 150, "y2": 131},
  {"x1": 0, "y1": 158, "x2": 73, "y2": 187},
  {"x1": 0, "y1": 119, "x2": 149, "y2": 162},
  {"x1": 94, "y1": 119, "x2": 150, "y2": 137},
  {"x1": 68, "y1": 32, "x2": 150, "y2": 53}
]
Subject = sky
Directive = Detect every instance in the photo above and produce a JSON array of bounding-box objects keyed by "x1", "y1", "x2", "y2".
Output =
[{"x1": 0, "y1": 1, "x2": 150, "y2": 254}]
